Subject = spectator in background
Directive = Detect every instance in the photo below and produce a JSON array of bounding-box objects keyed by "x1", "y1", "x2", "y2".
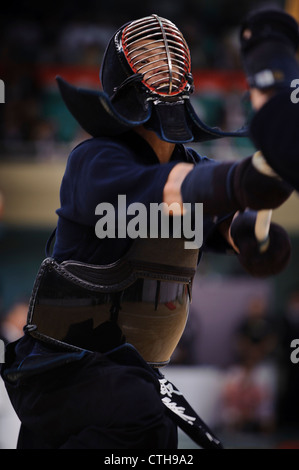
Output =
[
  {"x1": 234, "y1": 296, "x2": 278, "y2": 369},
  {"x1": 221, "y1": 296, "x2": 278, "y2": 433},
  {"x1": 0, "y1": 301, "x2": 27, "y2": 449},
  {"x1": 0, "y1": 300, "x2": 28, "y2": 345}
]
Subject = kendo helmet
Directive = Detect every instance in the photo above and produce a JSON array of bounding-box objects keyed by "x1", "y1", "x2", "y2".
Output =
[
  {"x1": 57, "y1": 14, "x2": 247, "y2": 143},
  {"x1": 101, "y1": 15, "x2": 192, "y2": 100}
]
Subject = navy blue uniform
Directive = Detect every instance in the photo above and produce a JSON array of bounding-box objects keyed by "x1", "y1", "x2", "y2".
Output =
[
  {"x1": 1, "y1": 131, "x2": 231, "y2": 449},
  {"x1": 53, "y1": 131, "x2": 228, "y2": 264}
]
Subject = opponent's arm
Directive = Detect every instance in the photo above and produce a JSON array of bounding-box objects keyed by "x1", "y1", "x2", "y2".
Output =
[{"x1": 240, "y1": 9, "x2": 299, "y2": 191}]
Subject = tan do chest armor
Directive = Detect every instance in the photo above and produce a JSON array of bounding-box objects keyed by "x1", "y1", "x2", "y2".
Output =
[{"x1": 25, "y1": 237, "x2": 199, "y2": 367}]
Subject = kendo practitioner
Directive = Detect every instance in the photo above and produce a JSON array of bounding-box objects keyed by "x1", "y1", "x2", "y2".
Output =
[{"x1": 0, "y1": 13, "x2": 295, "y2": 449}]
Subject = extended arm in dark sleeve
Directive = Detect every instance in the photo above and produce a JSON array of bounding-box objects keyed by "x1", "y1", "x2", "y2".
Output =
[{"x1": 179, "y1": 154, "x2": 292, "y2": 215}]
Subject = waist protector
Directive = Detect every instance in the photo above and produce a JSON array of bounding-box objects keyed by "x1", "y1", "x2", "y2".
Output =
[{"x1": 25, "y1": 238, "x2": 199, "y2": 366}]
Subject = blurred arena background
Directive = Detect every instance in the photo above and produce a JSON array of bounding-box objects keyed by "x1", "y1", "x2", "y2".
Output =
[{"x1": 1, "y1": 0, "x2": 299, "y2": 449}]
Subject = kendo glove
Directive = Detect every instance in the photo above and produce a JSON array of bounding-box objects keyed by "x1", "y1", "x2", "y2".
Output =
[
  {"x1": 240, "y1": 9, "x2": 299, "y2": 91},
  {"x1": 230, "y1": 210, "x2": 291, "y2": 277},
  {"x1": 180, "y1": 152, "x2": 293, "y2": 215},
  {"x1": 231, "y1": 151, "x2": 293, "y2": 210}
]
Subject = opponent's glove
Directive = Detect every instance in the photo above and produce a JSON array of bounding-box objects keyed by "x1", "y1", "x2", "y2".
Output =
[
  {"x1": 230, "y1": 210, "x2": 291, "y2": 277},
  {"x1": 240, "y1": 9, "x2": 299, "y2": 90},
  {"x1": 180, "y1": 152, "x2": 293, "y2": 215}
]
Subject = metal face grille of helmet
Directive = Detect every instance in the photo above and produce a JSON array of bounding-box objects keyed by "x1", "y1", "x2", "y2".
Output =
[{"x1": 121, "y1": 14, "x2": 191, "y2": 97}]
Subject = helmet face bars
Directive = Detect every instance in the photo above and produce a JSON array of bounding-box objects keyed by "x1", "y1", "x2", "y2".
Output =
[
  {"x1": 121, "y1": 14, "x2": 192, "y2": 98},
  {"x1": 56, "y1": 13, "x2": 248, "y2": 143}
]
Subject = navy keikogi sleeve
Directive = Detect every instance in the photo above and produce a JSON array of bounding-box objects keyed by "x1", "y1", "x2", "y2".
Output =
[{"x1": 56, "y1": 137, "x2": 179, "y2": 228}]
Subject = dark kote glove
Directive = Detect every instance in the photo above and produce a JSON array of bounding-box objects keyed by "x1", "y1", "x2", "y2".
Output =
[
  {"x1": 240, "y1": 9, "x2": 299, "y2": 90},
  {"x1": 180, "y1": 152, "x2": 293, "y2": 215},
  {"x1": 230, "y1": 210, "x2": 291, "y2": 277},
  {"x1": 231, "y1": 151, "x2": 293, "y2": 210}
]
